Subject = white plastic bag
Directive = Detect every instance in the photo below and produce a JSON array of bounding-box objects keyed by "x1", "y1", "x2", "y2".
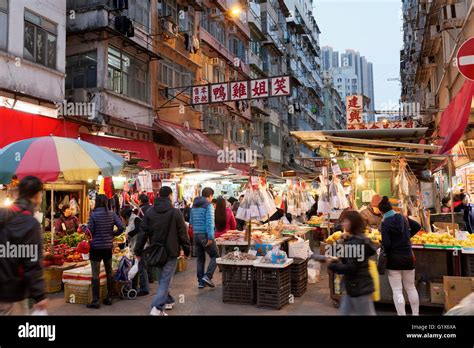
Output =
[
  {"x1": 31, "y1": 309, "x2": 48, "y2": 316},
  {"x1": 288, "y1": 237, "x2": 312, "y2": 259},
  {"x1": 128, "y1": 260, "x2": 139, "y2": 280},
  {"x1": 307, "y1": 259, "x2": 321, "y2": 284}
]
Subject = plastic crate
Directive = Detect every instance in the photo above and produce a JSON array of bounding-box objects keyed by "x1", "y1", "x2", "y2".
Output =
[
  {"x1": 290, "y1": 258, "x2": 308, "y2": 297},
  {"x1": 256, "y1": 267, "x2": 291, "y2": 309},
  {"x1": 221, "y1": 264, "x2": 256, "y2": 305},
  {"x1": 466, "y1": 254, "x2": 474, "y2": 276}
]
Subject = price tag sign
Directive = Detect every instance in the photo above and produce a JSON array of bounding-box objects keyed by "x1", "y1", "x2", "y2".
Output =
[{"x1": 248, "y1": 250, "x2": 257, "y2": 257}]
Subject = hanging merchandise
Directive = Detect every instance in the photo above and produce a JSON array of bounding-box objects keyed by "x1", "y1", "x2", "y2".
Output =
[
  {"x1": 286, "y1": 181, "x2": 316, "y2": 217},
  {"x1": 317, "y1": 175, "x2": 331, "y2": 214},
  {"x1": 103, "y1": 177, "x2": 114, "y2": 199},
  {"x1": 236, "y1": 176, "x2": 277, "y2": 222},
  {"x1": 137, "y1": 170, "x2": 153, "y2": 193},
  {"x1": 329, "y1": 176, "x2": 350, "y2": 210},
  {"x1": 69, "y1": 197, "x2": 79, "y2": 216}
]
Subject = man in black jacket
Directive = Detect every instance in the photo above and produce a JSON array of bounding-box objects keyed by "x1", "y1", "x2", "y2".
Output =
[
  {"x1": 135, "y1": 186, "x2": 191, "y2": 316},
  {"x1": 0, "y1": 176, "x2": 47, "y2": 315}
]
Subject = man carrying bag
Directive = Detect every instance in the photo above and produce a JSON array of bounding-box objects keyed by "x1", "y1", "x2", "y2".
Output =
[{"x1": 134, "y1": 186, "x2": 191, "y2": 316}]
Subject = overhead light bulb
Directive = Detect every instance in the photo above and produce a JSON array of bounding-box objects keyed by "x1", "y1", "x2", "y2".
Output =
[
  {"x1": 365, "y1": 157, "x2": 372, "y2": 167},
  {"x1": 356, "y1": 175, "x2": 365, "y2": 186},
  {"x1": 4, "y1": 197, "x2": 12, "y2": 207}
]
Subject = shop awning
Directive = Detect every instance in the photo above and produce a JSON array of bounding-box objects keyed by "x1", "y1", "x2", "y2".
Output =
[
  {"x1": 436, "y1": 80, "x2": 474, "y2": 154},
  {"x1": 0, "y1": 107, "x2": 80, "y2": 148},
  {"x1": 156, "y1": 119, "x2": 250, "y2": 172},
  {"x1": 80, "y1": 133, "x2": 161, "y2": 169}
]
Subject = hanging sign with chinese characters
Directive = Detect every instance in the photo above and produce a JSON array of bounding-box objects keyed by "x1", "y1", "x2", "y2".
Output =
[
  {"x1": 347, "y1": 120, "x2": 417, "y2": 130},
  {"x1": 191, "y1": 76, "x2": 291, "y2": 105},
  {"x1": 346, "y1": 95, "x2": 364, "y2": 126}
]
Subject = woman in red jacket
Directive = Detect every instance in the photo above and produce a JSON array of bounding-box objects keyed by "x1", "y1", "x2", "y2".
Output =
[{"x1": 215, "y1": 196, "x2": 236, "y2": 238}]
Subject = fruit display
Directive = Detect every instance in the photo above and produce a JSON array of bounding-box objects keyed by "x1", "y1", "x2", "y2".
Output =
[
  {"x1": 411, "y1": 232, "x2": 474, "y2": 248},
  {"x1": 325, "y1": 231, "x2": 343, "y2": 245},
  {"x1": 307, "y1": 215, "x2": 324, "y2": 226},
  {"x1": 114, "y1": 233, "x2": 126, "y2": 244},
  {"x1": 365, "y1": 229, "x2": 382, "y2": 246}
]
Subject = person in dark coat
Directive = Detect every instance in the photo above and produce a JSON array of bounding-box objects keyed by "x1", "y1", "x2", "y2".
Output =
[
  {"x1": 86, "y1": 194, "x2": 125, "y2": 309},
  {"x1": 135, "y1": 186, "x2": 191, "y2": 316},
  {"x1": 327, "y1": 210, "x2": 377, "y2": 315},
  {"x1": 138, "y1": 193, "x2": 151, "y2": 217},
  {"x1": 0, "y1": 176, "x2": 47, "y2": 315},
  {"x1": 378, "y1": 196, "x2": 421, "y2": 315}
]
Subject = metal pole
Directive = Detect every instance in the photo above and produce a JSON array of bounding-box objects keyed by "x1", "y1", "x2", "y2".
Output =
[
  {"x1": 448, "y1": 157, "x2": 455, "y2": 233},
  {"x1": 51, "y1": 185, "x2": 54, "y2": 253}
]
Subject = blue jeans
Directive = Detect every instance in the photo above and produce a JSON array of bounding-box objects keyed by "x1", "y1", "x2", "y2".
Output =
[
  {"x1": 151, "y1": 258, "x2": 177, "y2": 311},
  {"x1": 340, "y1": 294, "x2": 376, "y2": 315},
  {"x1": 132, "y1": 258, "x2": 149, "y2": 293},
  {"x1": 194, "y1": 233, "x2": 218, "y2": 281}
]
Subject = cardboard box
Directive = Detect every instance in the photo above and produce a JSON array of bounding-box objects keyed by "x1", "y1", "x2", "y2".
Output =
[
  {"x1": 443, "y1": 276, "x2": 474, "y2": 310},
  {"x1": 430, "y1": 281, "x2": 445, "y2": 304}
]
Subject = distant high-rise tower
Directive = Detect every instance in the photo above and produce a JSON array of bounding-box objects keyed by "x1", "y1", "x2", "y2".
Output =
[{"x1": 322, "y1": 46, "x2": 339, "y2": 71}]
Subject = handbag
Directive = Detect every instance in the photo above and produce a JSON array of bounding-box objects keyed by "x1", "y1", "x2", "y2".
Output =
[
  {"x1": 143, "y1": 209, "x2": 175, "y2": 267},
  {"x1": 377, "y1": 245, "x2": 387, "y2": 275}
]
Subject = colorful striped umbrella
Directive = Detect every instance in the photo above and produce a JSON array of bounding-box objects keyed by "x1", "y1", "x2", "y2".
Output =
[{"x1": 0, "y1": 136, "x2": 125, "y2": 184}]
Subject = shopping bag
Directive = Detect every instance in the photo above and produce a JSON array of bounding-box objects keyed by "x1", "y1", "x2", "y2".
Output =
[
  {"x1": 368, "y1": 259, "x2": 380, "y2": 302},
  {"x1": 288, "y1": 237, "x2": 312, "y2": 259},
  {"x1": 307, "y1": 259, "x2": 321, "y2": 283},
  {"x1": 127, "y1": 260, "x2": 139, "y2": 280},
  {"x1": 377, "y1": 246, "x2": 387, "y2": 275}
]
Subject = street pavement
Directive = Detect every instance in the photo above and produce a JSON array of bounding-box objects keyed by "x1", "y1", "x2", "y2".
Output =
[{"x1": 48, "y1": 258, "x2": 442, "y2": 316}]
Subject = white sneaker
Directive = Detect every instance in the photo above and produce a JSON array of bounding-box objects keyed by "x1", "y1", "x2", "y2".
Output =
[
  {"x1": 165, "y1": 302, "x2": 175, "y2": 310},
  {"x1": 150, "y1": 307, "x2": 168, "y2": 316}
]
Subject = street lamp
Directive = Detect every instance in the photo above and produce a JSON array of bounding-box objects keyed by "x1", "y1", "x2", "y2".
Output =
[{"x1": 229, "y1": 5, "x2": 242, "y2": 18}]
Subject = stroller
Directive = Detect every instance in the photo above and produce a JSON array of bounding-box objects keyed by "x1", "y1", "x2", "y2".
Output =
[{"x1": 114, "y1": 256, "x2": 138, "y2": 300}]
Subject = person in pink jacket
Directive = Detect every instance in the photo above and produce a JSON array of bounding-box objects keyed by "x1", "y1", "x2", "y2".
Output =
[{"x1": 214, "y1": 197, "x2": 236, "y2": 238}]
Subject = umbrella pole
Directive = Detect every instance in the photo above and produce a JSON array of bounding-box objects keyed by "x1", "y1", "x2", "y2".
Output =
[
  {"x1": 448, "y1": 157, "x2": 455, "y2": 235},
  {"x1": 51, "y1": 185, "x2": 54, "y2": 254}
]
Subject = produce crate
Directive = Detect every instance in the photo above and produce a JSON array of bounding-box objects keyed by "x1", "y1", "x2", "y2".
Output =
[
  {"x1": 64, "y1": 283, "x2": 107, "y2": 305},
  {"x1": 290, "y1": 258, "x2": 308, "y2": 297},
  {"x1": 44, "y1": 268, "x2": 63, "y2": 293},
  {"x1": 256, "y1": 267, "x2": 291, "y2": 310},
  {"x1": 221, "y1": 264, "x2": 256, "y2": 305}
]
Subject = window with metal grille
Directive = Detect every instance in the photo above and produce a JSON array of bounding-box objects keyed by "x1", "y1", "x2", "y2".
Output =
[
  {"x1": 0, "y1": 0, "x2": 7, "y2": 50},
  {"x1": 66, "y1": 51, "x2": 98, "y2": 90},
  {"x1": 24, "y1": 9, "x2": 57, "y2": 69},
  {"x1": 107, "y1": 46, "x2": 149, "y2": 102},
  {"x1": 129, "y1": 0, "x2": 150, "y2": 32},
  {"x1": 158, "y1": 57, "x2": 194, "y2": 90}
]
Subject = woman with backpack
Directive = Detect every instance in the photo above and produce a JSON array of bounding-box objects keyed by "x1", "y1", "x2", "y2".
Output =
[
  {"x1": 86, "y1": 194, "x2": 125, "y2": 309},
  {"x1": 378, "y1": 196, "x2": 421, "y2": 315}
]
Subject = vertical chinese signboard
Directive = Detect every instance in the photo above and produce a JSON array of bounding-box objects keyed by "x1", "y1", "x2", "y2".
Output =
[
  {"x1": 192, "y1": 85, "x2": 209, "y2": 105},
  {"x1": 346, "y1": 95, "x2": 364, "y2": 128}
]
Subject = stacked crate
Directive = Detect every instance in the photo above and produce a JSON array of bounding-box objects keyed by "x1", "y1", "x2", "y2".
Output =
[
  {"x1": 255, "y1": 260, "x2": 293, "y2": 310},
  {"x1": 290, "y1": 258, "x2": 308, "y2": 297}
]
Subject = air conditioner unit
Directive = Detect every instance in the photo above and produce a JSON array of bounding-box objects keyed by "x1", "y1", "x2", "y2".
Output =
[{"x1": 71, "y1": 89, "x2": 88, "y2": 103}]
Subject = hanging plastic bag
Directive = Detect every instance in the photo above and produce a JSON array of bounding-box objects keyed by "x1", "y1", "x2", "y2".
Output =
[{"x1": 307, "y1": 259, "x2": 321, "y2": 283}]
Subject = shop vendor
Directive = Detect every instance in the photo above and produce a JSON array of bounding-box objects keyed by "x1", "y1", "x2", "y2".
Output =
[
  {"x1": 360, "y1": 194, "x2": 383, "y2": 230},
  {"x1": 54, "y1": 204, "x2": 79, "y2": 236}
]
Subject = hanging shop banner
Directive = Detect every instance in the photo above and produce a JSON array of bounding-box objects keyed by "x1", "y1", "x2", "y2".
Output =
[
  {"x1": 192, "y1": 85, "x2": 210, "y2": 105},
  {"x1": 155, "y1": 144, "x2": 180, "y2": 169},
  {"x1": 346, "y1": 95, "x2": 364, "y2": 126},
  {"x1": 191, "y1": 76, "x2": 291, "y2": 105},
  {"x1": 347, "y1": 120, "x2": 417, "y2": 130},
  {"x1": 210, "y1": 83, "x2": 229, "y2": 103},
  {"x1": 230, "y1": 81, "x2": 250, "y2": 101}
]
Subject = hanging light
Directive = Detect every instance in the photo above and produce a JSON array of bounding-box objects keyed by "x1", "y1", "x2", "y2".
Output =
[
  {"x1": 3, "y1": 197, "x2": 12, "y2": 207},
  {"x1": 356, "y1": 175, "x2": 365, "y2": 186},
  {"x1": 364, "y1": 154, "x2": 372, "y2": 167},
  {"x1": 229, "y1": 5, "x2": 242, "y2": 17}
]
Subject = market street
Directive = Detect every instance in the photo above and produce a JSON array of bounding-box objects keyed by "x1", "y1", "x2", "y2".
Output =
[{"x1": 47, "y1": 259, "x2": 442, "y2": 316}]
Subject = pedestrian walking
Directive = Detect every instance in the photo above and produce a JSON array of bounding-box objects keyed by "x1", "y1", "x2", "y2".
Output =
[
  {"x1": 86, "y1": 194, "x2": 125, "y2": 309},
  {"x1": 378, "y1": 196, "x2": 421, "y2": 315},
  {"x1": 134, "y1": 186, "x2": 191, "y2": 316},
  {"x1": 120, "y1": 207, "x2": 149, "y2": 296},
  {"x1": 215, "y1": 196, "x2": 236, "y2": 238},
  {"x1": 327, "y1": 210, "x2": 377, "y2": 315},
  {"x1": 190, "y1": 187, "x2": 218, "y2": 288},
  {"x1": 0, "y1": 176, "x2": 47, "y2": 315}
]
